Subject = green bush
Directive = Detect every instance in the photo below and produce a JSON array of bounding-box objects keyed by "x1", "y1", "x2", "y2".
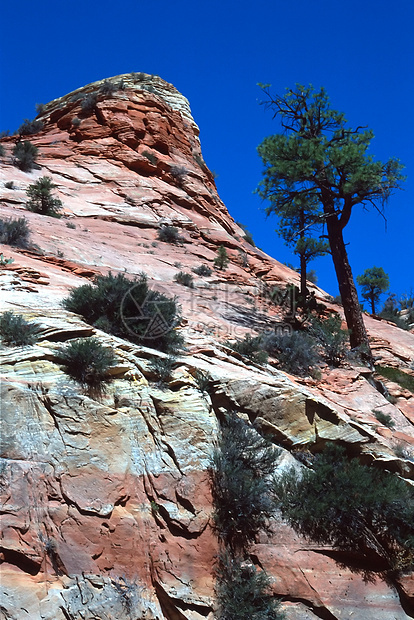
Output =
[
  {"x1": 374, "y1": 409, "x2": 395, "y2": 428},
  {"x1": 194, "y1": 369, "x2": 211, "y2": 393},
  {"x1": 58, "y1": 338, "x2": 116, "y2": 387},
  {"x1": 273, "y1": 443, "x2": 414, "y2": 571},
  {"x1": 261, "y1": 331, "x2": 319, "y2": 376},
  {"x1": 193, "y1": 264, "x2": 212, "y2": 276},
  {"x1": 0, "y1": 144, "x2": 5, "y2": 157},
  {"x1": 236, "y1": 221, "x2": 255, "y2": 247},
  {"x1": 4, "y1": 181, "x2": 14, "y2": 189},
  {"x1": 18, "y1": 119, "x2": 44, "y2": 136},
  {"x1": 26, "y1": 176, "x2": 63, "y2": 216},
  {"x1": 0, "y1": 311, "x2": 38, "y2": 346},
  {"x1": 170, "y1": 164, "x2": 188, "y2": 181},
  {"x1": 211, "y1": 415, "x2": 279, "y2": 552},
  {"x1": 174, "y1": 271, "x2": 194, "y2": 288},
  {"x1": 310, "y1": 313, "x2": 348, "y2": 366},
  {"x1": 215, "y1": 551, "x2": 284, "y2": 620},
  {"x1": 99, "y1": 80, "x2": 117, "y2": 96},
  {"x1": 63, "y1": 272, "x2": 183, "y2": 353},
  {"x1": 228, "y1": 334, "x2": 268, "y2": 365},
  {"x1": 214, "y1": 246, "x2": 229, "y2": 270},
  {"x1": 12, "y1": 141, "x2": 38, "y2": 172},
  {"x1": 148, "y1": 355, "x2": 176, "y2": 383},
  {"x1": 142, "y1": 150, "x2": 158, "y2": 166},
  {"x1": 0, "y1": 217, "x2": 31, "y2": 247},
  {"x1": 157, "y1": 225, "x2": 181, "y2": 243}
]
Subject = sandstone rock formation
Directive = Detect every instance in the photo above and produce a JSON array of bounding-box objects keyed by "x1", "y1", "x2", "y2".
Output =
[{"x1": 1, "y1": 73, "x2": 413, "y2": 619}]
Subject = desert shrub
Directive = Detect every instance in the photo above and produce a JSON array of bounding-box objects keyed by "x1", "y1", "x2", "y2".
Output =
[
  {"x1": 193, "y1": 264, "x2": 212, "y2": 276},
  {"x1": 4, "y1": 181, "x2": 14, "y2": 189},
  {"x1": 194, "y1": 369, "x2": 211, "y2": 393},
  {"x1": 215, "y1": 551, "x2": 284, "y2": 620},
  {"x1": 142, "y1": 150, "x2": 158, "y2": 165},
  {"x1": 310, "y1": 313, "x2": 349, "y2": 366},
  {"x1": 273, "y1": 443, "x2": 414, "y2": 571},
  {"x1": 35, "y1": 103, "x2": 46, "y2": 115},
  {"x1": 26, "y1": 176, "x2": 63, "y2": 216},
  {"x1": 99, "y1": 80, "x2": 117, "y2": 96},
  {"x1": 211, "y1": 415, "x2": 279, "y2": 552},
  {"x1": 375, "y1": 366, "x2": 414, "y2": 393},
  {"x1": 0, "y1": 217, "x2": 31, "y2": 247},
  {"x1": 214, "y1": 245, "x2": 229, "y2": 270},
  {"x1": 174, "y1": 271, "x2": 194, "y2": 288},
  {"x1": 374, "y1": 409, "x2": 395, "y2": 428},
  {"x1": 71, "y1": 117, "x2": 81, "y2": 128},
  {"x1": 228, "y1": 334, "x2": 268, "y2": 365},
  {"x1": 261, "y1": 331, "x2": 319, "y2": 376},
  {"x1": 157, "y1": 225, "x2": 181, "y2": 243},
  {"x1": 66, "y1": 222, "x2": 76, "y2": 229},
  {"x1": 58, "y1": 338, "x2": 116, "y2": 387},
  {"x1": 63, "y1": 272, "x2": 183, "y2": 353},
  {"x1": 236, "y1": 221, "x2": 255, "y2": 247},
  {"x1": 81, "y1": 93, "x2": 98, "y2": 112},
  {"x1": 149, "y1": 355, "x2": 176, "y2": 383},
  {"x1": 18, "y1": 118, "x2": 44, "y2": 136},
  {"x1": 170, "y1": 164, "x2": 188, "y2": 181},
  {"x1": 0, "y1": 311, "x2": 38, "y2": 346},
  {"x1": 0, "y1": 144, "x2": 4, "y2": 157},
  {"x1": 12, "y1": 140, "x2": 38, "y2": 172},
  {"x1": 306, "y1": 269, "x2": 318, "y2": 284}
]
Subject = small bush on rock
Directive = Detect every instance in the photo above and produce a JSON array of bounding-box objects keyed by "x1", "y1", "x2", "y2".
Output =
[
  {"x1": 0, "y1": 217, "x2": 31, "y2": 247},
  {"x1": 157, "y1": 225, "x2": 181, "y2": 243},
  {"x1": 149, "y1": 355, "x2": 177, "y2": 383},
  {"x1": 0, "y1": 311, "x2": 38, "y2": 346},
  {"x1": 374, "y1": 410, "x2": 395, "y2": 428},
  {"x1": 214, "y1": 246, "x2": 229, "y2": 270},
  {"x1": 261, "y1": 331, "x2": 319, "y2": 376},
  {"x1": 81, "y1": 93, "x2": 98, "y2": 112},
  {"x1": 192, "y1": 264, "x2": 212, "y2": 276},
  {"x1": 228, "y1": 334, "x2": 268, "y2": 365},
  {"x1": 18, "y1": 119, "x2": 44, "y2": 136},
  {"x1": 174, "y1": 271, "x2": 194, "y2": 288},
  {"x1": 58, "y1": 338, "x2": 116, "y2": 387},
  {"x1": 63, "y1": 272, "x2": 183, "y2": 353},
  {"x1": 12, "y1": 140, "x2": 38, "y2": 172},
  {"x1": 310, "y1": 313, "x2": 348, "y2": 366},
  {"x1": 26, "y1": 176, "x2": 63, "y2": 216}
]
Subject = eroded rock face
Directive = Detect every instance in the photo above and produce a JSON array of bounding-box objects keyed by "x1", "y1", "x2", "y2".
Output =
[{"x1": 1, "y1": 74, "x2": 414, "y2": 619}]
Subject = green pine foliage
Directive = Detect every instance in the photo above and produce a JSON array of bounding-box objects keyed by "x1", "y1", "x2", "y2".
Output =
[
  {"x1": 214, "y1": 245, "x2": 229, "y2": 270},
  {"x1": 26, "y1": 177, "x2": 63, "y2": 216},
  {"x1": 62, "y1": 272, "x2": 183, "y2": 353},
  {"x1": 211, "y1": 415, "x2": 279, "y2": 552},
  {"x1": 157, "y1": 225, "x2": 181, "y2": 243},
  {"x1": 273, "y1": 443, "x2": 414, "y2": 571},
  {"x1": 0, "y1": 311, "x2": 38, "y2": 346},
  {"x1": 12, "y1": 141, "x2": 38, "y2": 172},
  {"x1": 58, "y1": 338, "x2": 116, "y2": 387},
  {"x1": 215, "y1": 551, "x2": 284, "y2": 620},
  {"x1": 357, "y1": 267, "x2": 390, "y2": 314}
]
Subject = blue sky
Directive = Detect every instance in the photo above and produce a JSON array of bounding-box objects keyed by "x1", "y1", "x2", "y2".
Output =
[{"x1": 1, "y1": 0, "x2": 413, "y2": 304}]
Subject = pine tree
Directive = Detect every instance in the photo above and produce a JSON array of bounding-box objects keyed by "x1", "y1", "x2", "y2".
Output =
[
  {"x1": 26, "y1": 176, "x2": 63, "y2": 216},
  {"x1": 357, "y1": 266, "x2": 389, "y2": 314},
  {"x1": 256, "y1": 84, "x2": 404, "y2": 351},
  {"x1": 214, "y1": 245, "x2": 230, "y2": 270}
]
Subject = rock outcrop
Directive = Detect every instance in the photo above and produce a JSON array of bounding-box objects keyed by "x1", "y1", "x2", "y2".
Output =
[{"x1": 1, "y1": 73, "x2": 413, "y2": 619}]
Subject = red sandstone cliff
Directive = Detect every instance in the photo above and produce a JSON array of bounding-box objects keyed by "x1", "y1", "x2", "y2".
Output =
[{"x1": 1, "y1": 73, "x2": 413, "y2": 619}]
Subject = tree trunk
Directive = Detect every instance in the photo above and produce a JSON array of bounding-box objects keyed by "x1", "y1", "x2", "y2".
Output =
[
  {"x1": 299, "y1": 251, "x2": 307, "y2": 298},
  {"x1": 325, "y1": 211, "x2": 371, "y2": 353}
]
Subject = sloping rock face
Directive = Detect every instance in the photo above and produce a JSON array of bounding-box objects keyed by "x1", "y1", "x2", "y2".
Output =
[{"x1": 1, "y1": 73, "x2": 414, "y2": 619}]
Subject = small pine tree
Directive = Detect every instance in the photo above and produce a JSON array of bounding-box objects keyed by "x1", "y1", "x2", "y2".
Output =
[
  {"x1": 26, "y1": 176, "x2": 63, "y2": 216},
  {"x1": 214, "y1": 245, "x2": 229, "y2": 270}
]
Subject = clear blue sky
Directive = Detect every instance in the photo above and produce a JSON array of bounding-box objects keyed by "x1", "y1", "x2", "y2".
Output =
[{"x1": 1, "y1": 0, "x2": 413, "y2": 304}]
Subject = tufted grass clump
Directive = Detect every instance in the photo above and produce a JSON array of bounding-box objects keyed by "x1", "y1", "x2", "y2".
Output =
[
  {"x1": 58, "y1": 338, "x2": 116, "y2": 387},
  {"x1": 0, "y1": 217, "x2": 31, "y2": 247},
  {"x1": 148, "y1": 355, "x2": 177, "y2": 384},
  {"x1": 227, "y1": 334, "x2": 268, "y2": 365},
  {"x1": 0, "y1": 311, "x2": 38, "y2": 346}
]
